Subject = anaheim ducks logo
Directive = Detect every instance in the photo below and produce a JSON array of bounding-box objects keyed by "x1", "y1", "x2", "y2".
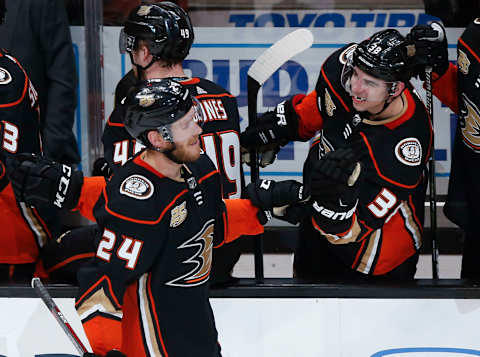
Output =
[
  {"x1": 394, "y1": 137, "x2": 422, "y2": 166},
  {"x1": 0, "y1": 67, "x2": 12, "y2": 84},
  {"x1": 120, "y1": 174, "x2": 154, "y2": 200},
  {"x1": 137, "y1": 93, "x2": 155, "y2": 107},
  {"x1": 457, "y1": 49, "x2": 470, "y2": 75},
  {"x1": 137, "y1": 5, "x2": 152, "y2": 16},
  {"x1": 460, "y1": 93, "x2": 480, "y2": 152},
  {"x1": 339, "y1": 44, "x2": 357, "y2": 65},
  {"x1": 325, "y1": 89, "x2": 336, "y2": 117},
  {"x1": 166, "y1": 220, "x2": 214, "y2": 287},
  {"x1": 170, "y1": 201, "x2": 187, "y2": 228}
]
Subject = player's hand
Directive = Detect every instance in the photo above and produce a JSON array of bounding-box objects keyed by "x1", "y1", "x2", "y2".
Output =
[
  {"x1": 309, "y1": 147, "x2": 362, "y2": 203},
  {"x1": 406, "y1": 21, "x2": 449, "y2": 79},
  {"x1": 246, "y1": 179, "x2": 309, "y2": 224},
  {"x1": 8, "y1": 153, "x2": 84, "y2": 210},
  {"x1": 241, "y1": 144, "x2": 281, "y2": 168},
  {"x1": 240, "y1": 98, "x2": 299, "y2": 150},
  {"x1": 92, "y1": 157, "x2": 112, "y2": 178}
]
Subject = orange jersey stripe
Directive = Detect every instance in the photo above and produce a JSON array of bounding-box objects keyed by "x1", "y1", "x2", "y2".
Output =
[{"x1": 46, "y1": 252, "x2": 95, "y2": 273}]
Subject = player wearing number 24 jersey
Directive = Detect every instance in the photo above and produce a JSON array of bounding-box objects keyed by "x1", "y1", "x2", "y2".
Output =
[
  {"x1": 103, "y1": 76, "x2": 244, "y2": 199},
  {"x1": 8, "y1": 79, "x2": 306, "y2": 356}
]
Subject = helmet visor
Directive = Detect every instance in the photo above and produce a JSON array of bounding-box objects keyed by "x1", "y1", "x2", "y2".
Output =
[
  {"x1": 341, "y1": 59, "x2": 399, "y2": 103},
  {"x1": 165, "y1": 97, "x2": 204, "y2": 143},
  {"x1": 119, "y1": 28, "x2": 136, "y2": 54}
]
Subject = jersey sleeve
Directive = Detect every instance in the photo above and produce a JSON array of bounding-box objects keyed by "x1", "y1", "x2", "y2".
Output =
[
  {"x1": 431, "y1": 62, "x2": 458, "y2": 113},
  {"x1": 293, "y1": 91, "x2": 324, "y2": 140},
  {"x1": 75, "y1": 176, "x2": 107, "y2": 221},
  {"x1": 0, "y1": 52, "x2": 42, "y2": 157},
  {"x1": 221, "y1": 199, "x2": 264, "y2": 245}
]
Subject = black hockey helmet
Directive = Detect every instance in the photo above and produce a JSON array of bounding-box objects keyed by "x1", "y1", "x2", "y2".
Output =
[
  {"x1": 0, "y1": 0, "x2": 6, "y2": 25},
  {"x1": 352, "y1": 29, "x2": 411, "y2": 83},
  {"x1": 123, "y1": 78, "x2": 202, "y2": 146},
  {"x1": 119, "y1": 2, "x2": 194, "y2": 65}
]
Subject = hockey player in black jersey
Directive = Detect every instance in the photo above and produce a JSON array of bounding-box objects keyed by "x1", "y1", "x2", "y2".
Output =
[
  {"x1": 408, "y1": 18, "x2": 480, "y2": 279},
  {"x1": 42, "y1": 1, "x2": 245, "y2": 287},
  {"x1": 9, "y1": 78, "x2": 306, "y2": 356},
  {"x1": 241, "y1": 29, "x2": 433, "y2": 281},
  {"x1": 0, "y1": 0, "x2": 51, "y2": 282}
]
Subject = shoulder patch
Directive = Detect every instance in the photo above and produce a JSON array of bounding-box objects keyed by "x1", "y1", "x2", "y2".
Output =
[
  {"x1": 339, "y1": 44, "x2": 357, "y2": 65},
  {"x1": 395, "y1": 137, "x2": 422, "y2": 166},
  {"x1": 120, "y1": 174, "x2": 154, "y2": 200},
  {"x1": 324, "y1": 88, "x2": 336, "y2": 117},
  {"x1": 0, "y1": 67, "x2": 12, "y2": 85},
  {"x1": 458, "y1": 49, "x2": 470, "y2": 75}
]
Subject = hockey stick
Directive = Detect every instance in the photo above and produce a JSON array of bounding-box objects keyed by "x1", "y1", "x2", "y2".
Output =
[
  {"x1": 423, "y1": 22, "x2": 444, "y2": 279},
  {"x1": 425, "y1": 66, "x2": 439, "y2": 279},
  {"x1": 247, "y1": 29, "x2": 314, "y2": 282},
  {"x1": 32, "y1": 277, "x2": 89, "y2": 355}
]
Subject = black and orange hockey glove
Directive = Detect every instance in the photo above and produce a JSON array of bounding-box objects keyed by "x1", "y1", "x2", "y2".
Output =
[
  {"x1": 246, "y1": 179, "x2": 309, "y2": 224},
  {"x1": 9, "y1": 153, "x2": 83, "y2": 210}
]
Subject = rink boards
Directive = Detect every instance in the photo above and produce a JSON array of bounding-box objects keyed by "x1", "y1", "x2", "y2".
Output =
[{"x1": 0, "y1": 280, "x2": 480, "y2": 356}]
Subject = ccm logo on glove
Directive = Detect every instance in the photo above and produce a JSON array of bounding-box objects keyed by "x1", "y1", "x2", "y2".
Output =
[{"x1": 54, "y1": 165, "x2": 72, "y2": 208}]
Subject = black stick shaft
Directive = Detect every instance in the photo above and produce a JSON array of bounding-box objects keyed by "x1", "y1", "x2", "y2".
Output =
[
  {"x1": 32, "y1": 277, "x2": 88, "y2": 354},
  {"x1": 247, "y1": 76, "x2": 264, "y2": 282},
  {"x1": 425, "y1": 67, "x2": 439, "y2": 279}
]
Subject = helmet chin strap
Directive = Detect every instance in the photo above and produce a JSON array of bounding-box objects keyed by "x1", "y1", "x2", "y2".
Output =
[
  {"x1": 149, "y1": 126, "x2": 185, "y2": 164},
  {"x1": 367, "y1": 98, "x2": 393, "y2": 117},
  {"x1": 366, "y1": 82, "x2": 398, "y2": 117},
  {"x1": 129, "y1": 53, "x2": 157, "y2": 80}
]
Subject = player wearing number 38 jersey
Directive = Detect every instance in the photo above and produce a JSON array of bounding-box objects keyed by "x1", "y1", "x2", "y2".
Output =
[{"x1": 241, "y1": 29, "x2": 433, "y2": 281}]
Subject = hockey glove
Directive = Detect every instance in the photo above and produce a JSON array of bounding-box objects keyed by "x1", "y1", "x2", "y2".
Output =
[
  {"x1": 246, "y1": 179, "x2": 309, "y2": 224},
  {"x1": 9, "y1": 153, "x2": 84, "y2": 210},
  {"x1": 241, "y1": 144, "x2": 281, "y2": 168},
  {"x1": 240, "y1": 97, "x2": 300, "y2": 167},
  {"x1": 92, "y1": 157, "x2": 112, "y2": 178},
  {"x1": 309, "y1": 147, "x2": 362, "y2": 203},
  {"x1": 406, "y1": 21, "x2": 449, "y2": 79}
]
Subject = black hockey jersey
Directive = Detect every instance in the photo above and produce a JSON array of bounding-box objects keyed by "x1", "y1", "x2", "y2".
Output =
[
  {"x1": 438, "y1": 20, "x2": 480, "y2": 228},
  {"x1": 294, "y1": 45, "x2": 432, "y2": 275},
  {"x1": 0, "y1": 49, "x2": 48, "y2": 264},
  {"x1": 103, "y1": 77, "x2": 244, "y2": 199},
  {"x1": 0, "y1": 49, "x2": 41, "y2": 155},
  {"x1": 76, "y1": 153, "x2": 225, "y2": 356}
]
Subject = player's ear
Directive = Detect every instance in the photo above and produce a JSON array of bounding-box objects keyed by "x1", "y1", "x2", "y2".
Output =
[
  {"x1": 137, "y1": 40, "x2": 152, "y2": 62},
  {"x1": 147, "y1": 130, "x2": 168, "y2": 150},
  {"x1": 392, "y1": 81, "x2": 405, "y2": 97}
]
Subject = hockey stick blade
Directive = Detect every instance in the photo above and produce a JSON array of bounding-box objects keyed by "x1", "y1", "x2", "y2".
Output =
[
  {"x1": 32, "y1": 277, "x2": 89, "y2": 355},
  {"x1": 247, "y1": 29, "x2": 313, "y2": 282},
  {"x1": 247, "y1": 29, "x2": 314, "y2": 86}
]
